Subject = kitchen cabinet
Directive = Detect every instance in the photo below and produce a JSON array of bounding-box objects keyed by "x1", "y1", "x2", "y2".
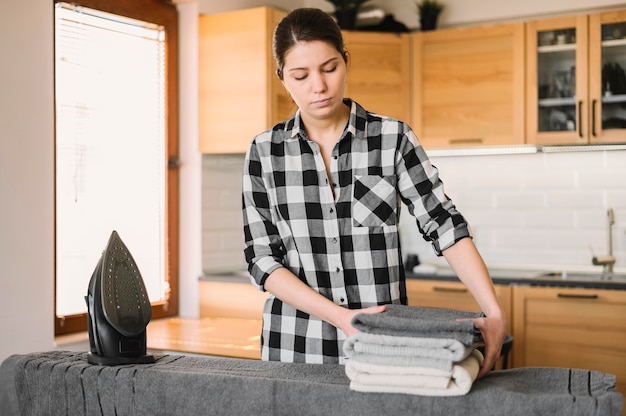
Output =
[
  {"x1": 198, "y1": 8, "x2": 412, "y2": 154},
  {"x1": 406, "y1": 279, "x2": 512, "y2": 334},
  {"x1": 411, "y1": 22, "x2": 525, "y2": 148},
  {"x1": 198, "y1": 7, "x2": 291, "y2": 154},
  {"x1": 406, "y1": 279, "x2": 513, "y2": 369},
  {"x1": 342, "y1": 31, "x2": 411, "y2": 123},
  {"x1": 526, "y1": 10, "x2": 626, "y2": 145},
  {"x1": 512, "y1": 285, "x2": 626, "y2": 409},
  {"x1": 589, "y1": 10, "x2": 626, "y2": 144}
]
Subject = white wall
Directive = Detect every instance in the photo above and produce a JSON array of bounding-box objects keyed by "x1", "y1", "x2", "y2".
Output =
[
  {"x1": 399, "y1": 150, "x2": 626, "y2": 272},
  {"x1": 202, "y1": 149, "x2": 626, "y2": 276},
  {"x1": 198, "y1": 0, "x2": 626, "y2": 29},
  {"x1": 177, "y1": 0, "x2": 203, "y2": 318},
  {"x1": 1, "y1": 0, "x2": 625, "y2": 364},
  {"x1": 436, "y1": 0, "x2": 626, "y2": 27},
  {"x1": 0, "y1": 0, "x2": 56, "y2": 361}
]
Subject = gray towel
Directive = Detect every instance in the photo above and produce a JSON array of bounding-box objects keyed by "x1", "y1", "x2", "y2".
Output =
[
  {"x1": 352, "y1": 305, "x2": 483, "y2": 346},
  {"x1": 0, "y1": 351, "x2": 622, "y2": 416},
  {"x1": 343, "y1": 332, "x2": 475, "y2": 371}
]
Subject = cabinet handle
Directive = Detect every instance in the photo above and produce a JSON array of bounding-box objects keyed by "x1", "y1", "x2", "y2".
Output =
[
  {"x1": 578, "y1": 100, "x2": 583, "y2": 138},
  {"x1": 432, "y1": 286, "x2": 468, "y2": 293},
  {"x1": 591, "y1": 99, "x2": 597, "y2": 137},
  {"x1": 557, "y1": 293, "x2": 598, "y2": 299},
  {"x1": 448, "y1": 138, "x2": 483, "y2": 145}
]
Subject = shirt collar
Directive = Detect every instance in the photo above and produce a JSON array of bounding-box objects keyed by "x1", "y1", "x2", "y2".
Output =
[{"x1": 284, "y1": 99, "x2": 367, "y2": 142}]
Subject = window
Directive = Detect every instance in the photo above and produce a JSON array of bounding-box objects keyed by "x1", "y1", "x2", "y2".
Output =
[{"x1": 54, "y1": 0, "x2": 179, "y2": 335}]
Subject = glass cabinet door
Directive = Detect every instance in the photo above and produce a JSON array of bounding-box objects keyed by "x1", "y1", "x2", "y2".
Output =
[
  {"x1": 589, "y1": 10, "x2": 626, "y2": 144},
  {"x1": 526, "y1": 16, "x2": 588, "y2": 145}
]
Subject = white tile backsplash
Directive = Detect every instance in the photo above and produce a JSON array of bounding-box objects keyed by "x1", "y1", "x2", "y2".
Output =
[
  {"x1": 202, "y1": 154, "x2": 247, "y2": 273},
  {"x1": 202, "y1": 149, "x2": 626, "y2": 274}
]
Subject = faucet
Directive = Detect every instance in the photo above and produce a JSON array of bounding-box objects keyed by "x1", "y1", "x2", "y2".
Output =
[{"x1": 592, "y1": 208, "x2": 615, "y2": 274}]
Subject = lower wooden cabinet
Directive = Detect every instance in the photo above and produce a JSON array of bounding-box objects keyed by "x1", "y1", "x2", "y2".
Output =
[
  {"x1": 512, "y1": 285, "x2": 626, "y2": 410},
  {"x1": 406, "y1": 279, "x2": 513, "y2": 370},
  {"x1": 405, "y1": 279, "x2": 512, "y2": 334}
]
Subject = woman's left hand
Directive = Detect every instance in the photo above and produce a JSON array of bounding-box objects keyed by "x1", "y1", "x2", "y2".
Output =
[{"x1": 472, "y1": 313, "x2": 507, "y2": 379}]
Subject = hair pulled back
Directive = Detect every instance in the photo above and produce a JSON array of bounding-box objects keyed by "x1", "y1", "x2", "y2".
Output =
[{"x1": 273, "y1": 8, "x2": 347, "y2": 80}]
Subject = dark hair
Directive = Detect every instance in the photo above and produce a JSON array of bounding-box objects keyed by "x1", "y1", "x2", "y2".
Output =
[{"x1": 273, "y1": 8, "x2": 348, "y2": 80}]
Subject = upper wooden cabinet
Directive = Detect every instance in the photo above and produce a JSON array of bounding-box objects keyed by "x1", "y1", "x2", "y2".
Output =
[
  {"x1": 342, "y1": 31, "x2": 411, "y2": 123},
  {"x1": 589, "y1": 10, "x2": 626, "y2": 144},
  {"x1": 526, "y1": 10, "x2": 626, "y2": 145},
  {"x1": 411, "y1": 22, "x2": 525, "y2": 148},
  {"x1": 526, "y1": 15, "x2": 588, "y2": 145},
  {"x1": 199, "y1": 9, "x2": 412, "y2": 154},
  {"x1": 198, "y1": 7, "x2": 291, "y2": 154}
]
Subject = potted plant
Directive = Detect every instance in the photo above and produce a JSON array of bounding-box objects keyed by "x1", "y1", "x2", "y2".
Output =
[
  {"x1": 416, "y1": 0, "x2": 444, "y2": 31},
  {"x1": 325, "y1": 0, "x2": 370, "y2": 30}
]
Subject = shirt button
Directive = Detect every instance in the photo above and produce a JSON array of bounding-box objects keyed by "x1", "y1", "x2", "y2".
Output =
[
  {"x1": 333, "y1": 155, "x2": 338, "y2": 160},
  {"x1": 340, "y1": 297, "x2": 345, "y2": 303},
  {"x1": 336, "y1": 267, "x2": 341, "y2": 273},
  {"x1": 332, "y1": 237, "x2": 338, "y2": 243},
  {"x1": 329, "y1": 208, "x2": 334, "y2": 214}
]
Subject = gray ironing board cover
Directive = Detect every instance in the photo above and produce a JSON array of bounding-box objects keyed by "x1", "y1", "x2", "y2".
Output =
[{"x1": 0, "y1": 351, "x2": 622, "y2": 416}]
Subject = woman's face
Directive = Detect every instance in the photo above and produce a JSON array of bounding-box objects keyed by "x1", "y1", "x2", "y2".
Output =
[{"x1": 281, "y1": 40, "x2": 347, "y2": 123}]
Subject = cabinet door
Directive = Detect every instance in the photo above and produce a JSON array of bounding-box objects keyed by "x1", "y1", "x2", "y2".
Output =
[
  {"x1": 512, "y1": 286, "x2": 626, "y2": 404},
  {"x1": 589, "y1": 10, "x2": 626, "y2": 144},
  {"x1": 526, "y1": 16, "x2": 589, "y2": 145},
  {"x1": 199, "y1": 7, "x2": 288, "y2": 154},
  {"x1": 411, "y1": 23, "x2": 525, "y2": 148},
  {"x1": 406, "y1": 279, "x2": 512, "y2": 333},
  {"x1": 343, "y1": 31, "x2": 411, "y2": 123}
]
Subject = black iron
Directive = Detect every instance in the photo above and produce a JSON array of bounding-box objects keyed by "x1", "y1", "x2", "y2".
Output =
[{"x1": 85, "y1": 230, "x2": 155, "y2": 365}]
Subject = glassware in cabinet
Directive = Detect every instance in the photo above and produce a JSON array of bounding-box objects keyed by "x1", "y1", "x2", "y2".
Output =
[{"x1": 589, "y1": 11, "x2": 626, "y2": 144}]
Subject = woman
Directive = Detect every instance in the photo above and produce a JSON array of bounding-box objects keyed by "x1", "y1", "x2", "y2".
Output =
[{"x1": 242, "y1": 7, "x2": 505, "y2": 377}]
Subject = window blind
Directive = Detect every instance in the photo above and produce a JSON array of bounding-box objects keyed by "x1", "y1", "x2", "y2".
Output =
[{"x1": 55, "y1": 3, "x2": 167, "y2": 316}]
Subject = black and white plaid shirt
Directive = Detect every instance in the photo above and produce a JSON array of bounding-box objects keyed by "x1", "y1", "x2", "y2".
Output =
[{"x1": 242, "y1": 100, "x2": 470, "y2": 364}]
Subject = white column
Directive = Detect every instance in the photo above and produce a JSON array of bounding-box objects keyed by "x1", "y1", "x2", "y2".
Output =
[{"x1": 174, "y1": 0, "x2": 201, "y2": 318}]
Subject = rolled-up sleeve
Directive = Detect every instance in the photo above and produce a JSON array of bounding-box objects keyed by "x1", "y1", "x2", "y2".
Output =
[
  {"x1": 242, "y1": 139, "x2": 285, "y2": 290},
  {"x1": 395, "y1": 128, "x2": 471, "y2": 255}
]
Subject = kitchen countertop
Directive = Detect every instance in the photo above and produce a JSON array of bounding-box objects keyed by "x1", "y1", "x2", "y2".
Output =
[
  {"x1": 147, "y1": 316, "x2": 261, "y2": 359},
  {"x1": 201, "y1": 266, "x2": 626, "y2": 290},
  {"x1": 407, "y1": 264, "x2": 626, "y2": 290}
]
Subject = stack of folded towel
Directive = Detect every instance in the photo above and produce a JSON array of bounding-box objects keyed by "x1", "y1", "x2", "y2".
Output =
[{"x1": 343, "y1": 304, "x2": 484, "y2": 396}]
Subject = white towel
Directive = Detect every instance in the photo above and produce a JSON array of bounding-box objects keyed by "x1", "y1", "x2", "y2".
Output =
[
  {"x1": 345, "y1": 349, "x2": 484, "y2": 396},
  {"x1": 346, "y1": 360, "x2": 453, "y2": 389}
]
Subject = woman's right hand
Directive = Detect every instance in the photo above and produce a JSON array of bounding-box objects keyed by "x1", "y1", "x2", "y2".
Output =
[{"x1": 337, "y1": 305, "x2": 387, "y2": 338}]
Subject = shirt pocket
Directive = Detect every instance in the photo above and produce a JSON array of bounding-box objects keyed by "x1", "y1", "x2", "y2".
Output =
[{"x1": 352, "y1": 175, "x2": 397, "y2": 227}]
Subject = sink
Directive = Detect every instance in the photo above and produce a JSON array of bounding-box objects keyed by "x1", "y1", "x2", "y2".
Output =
[{"x1": 538, "y1": 271, "x2": 626, "y2": 282}]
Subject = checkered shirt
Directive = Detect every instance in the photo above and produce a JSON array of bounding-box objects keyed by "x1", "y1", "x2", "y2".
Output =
[{"x1": 242, "y1": 99, "x2": 470, "y2": 364}]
